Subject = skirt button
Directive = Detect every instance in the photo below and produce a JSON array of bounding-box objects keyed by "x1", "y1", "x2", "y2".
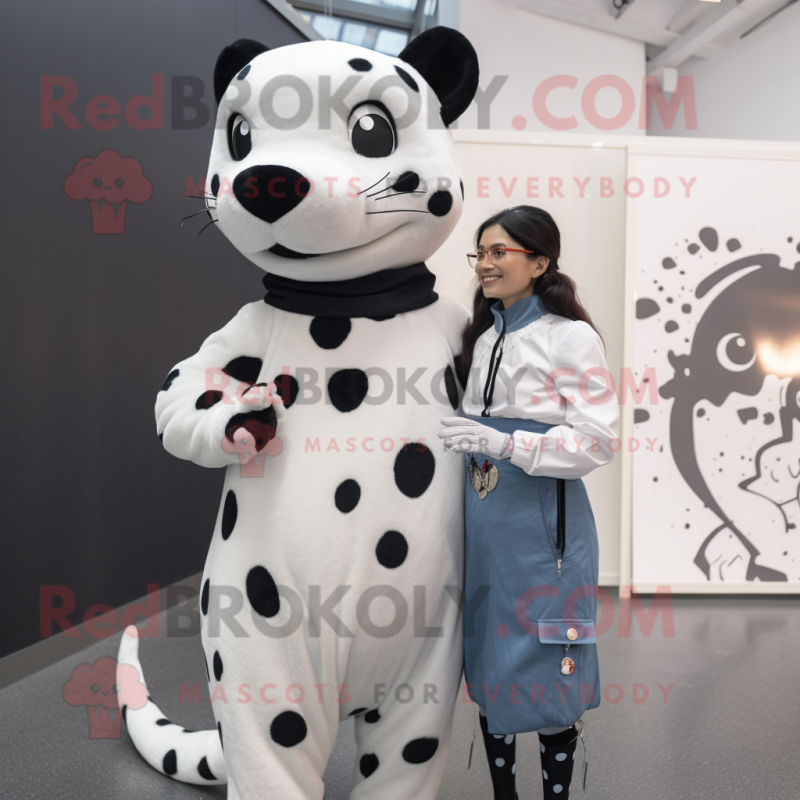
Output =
[{"x1": 567, "y1": 627, "x2": 578, "y2": 640}]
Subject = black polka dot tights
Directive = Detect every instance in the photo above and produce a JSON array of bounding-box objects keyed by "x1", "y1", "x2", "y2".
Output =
[
  {"x1": 479, "y1": 710, "x2": 581, "y2": 800},
  {"x1": 479, "y1": 710, "x2": 517, "y2": 800},
  {"x1": 538, "y1": 724, "x2": 580, "y2": 799}
]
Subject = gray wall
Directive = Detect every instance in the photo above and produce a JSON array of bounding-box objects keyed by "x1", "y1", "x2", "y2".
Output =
[{"x1": 0, "y1": 0, "x2": 309, "y2": 659}]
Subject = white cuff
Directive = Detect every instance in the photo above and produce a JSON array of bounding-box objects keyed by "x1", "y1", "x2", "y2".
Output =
[{"x1": 509, "y1": 429, "x2": 542, "y2": 473}]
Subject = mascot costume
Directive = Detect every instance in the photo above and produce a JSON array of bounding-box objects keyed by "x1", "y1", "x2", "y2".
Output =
[{"x1": 117, "y1": 27, "x2": 480, "y2": 800}]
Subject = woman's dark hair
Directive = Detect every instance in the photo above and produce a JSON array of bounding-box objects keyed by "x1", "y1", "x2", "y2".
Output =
[{"x1": 457, "y1": 205, "x2": 604, "y2": 386}]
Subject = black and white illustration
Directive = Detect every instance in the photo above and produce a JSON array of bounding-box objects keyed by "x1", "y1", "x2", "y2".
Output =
[{"x1": 631, "y1": 155, "x2": 800, "y2": 584}]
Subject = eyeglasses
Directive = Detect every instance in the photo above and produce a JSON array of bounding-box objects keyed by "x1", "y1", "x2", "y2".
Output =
[{"x1": 466, "y1": 247, "x2": 538, "y2": 269}]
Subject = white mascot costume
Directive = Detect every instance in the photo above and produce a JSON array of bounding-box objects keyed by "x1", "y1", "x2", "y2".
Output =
[{"x1": 117, "y1": 27, "x2": 479, "y2": 800}]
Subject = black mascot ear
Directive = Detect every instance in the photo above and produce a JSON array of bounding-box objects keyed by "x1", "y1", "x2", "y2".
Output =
[
  {"x1": 214, "y1": 38, "x2": 270, "y2": 104},
  {"x1": 397, "y1": 26, "x2": 479, "y2": 127}
]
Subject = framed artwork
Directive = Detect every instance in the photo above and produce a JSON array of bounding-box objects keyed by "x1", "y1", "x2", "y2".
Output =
[{"x1": 626, "y1": 147, "x2": 800, "y2": 587}]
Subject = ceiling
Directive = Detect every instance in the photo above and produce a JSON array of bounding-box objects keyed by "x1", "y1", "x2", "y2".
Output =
[{"x1": 494, "y1": 0, "x2": 798, "y2": 72}]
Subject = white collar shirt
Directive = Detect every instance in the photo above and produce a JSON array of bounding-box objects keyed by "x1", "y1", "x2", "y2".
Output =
[{"x1": 461, "y1": 294, "x2": 621, "y2": 479}]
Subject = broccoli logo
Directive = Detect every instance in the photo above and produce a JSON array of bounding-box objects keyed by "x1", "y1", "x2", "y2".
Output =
[
  {"x1": 64, "y1": 149, "x2": 152, "y2": 234},
  {"x1": 62, "y1": 656, "x2": 147, "y2": 738}
]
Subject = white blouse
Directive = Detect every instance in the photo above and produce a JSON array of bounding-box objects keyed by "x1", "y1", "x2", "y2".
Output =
[{"x1": 461, "y1": 301, "x2": 620, "y2": 480}]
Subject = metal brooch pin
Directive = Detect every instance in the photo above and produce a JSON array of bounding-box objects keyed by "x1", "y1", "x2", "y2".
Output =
[{"x1": 469, "y1": 455, "x2": 499, "y2": 499}]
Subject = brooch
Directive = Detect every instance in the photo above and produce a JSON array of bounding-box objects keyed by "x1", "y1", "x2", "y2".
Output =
[
  {"x1": 561, "y1": 642, "x2": 574, "y2": 675},
  {"x1": 468, "y1": 454, "x2": 499, "y2": 500}
]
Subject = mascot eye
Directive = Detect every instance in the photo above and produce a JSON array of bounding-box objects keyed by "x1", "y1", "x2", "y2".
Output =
[
  {"x1": 114, "y1": 178, "x2": 125, "y2": 188},
  {"x1": 90, "y1": 684, "x2": 100, "y2": 694},
  {"x1": 228, "y1": 113, "x2": 252, "y2": 161},
  {"x1": 716, "y1": 332, "x2": 756, "y2": 372},
  {"x1": 92, "y1": 178, "x2": 102, "y2": 188},
  {"x1": 348, "y1": 104, "x2": 395, "y2": 158}
]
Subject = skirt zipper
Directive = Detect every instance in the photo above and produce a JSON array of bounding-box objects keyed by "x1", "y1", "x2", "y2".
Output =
[{"x1": 556, "y1": 478, "x2": 565, "y2": 577}]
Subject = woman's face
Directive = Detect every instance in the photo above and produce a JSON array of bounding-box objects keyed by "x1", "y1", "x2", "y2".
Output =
[{"x1": 475, "y1": 223, "x2": 549, "y2": 308}]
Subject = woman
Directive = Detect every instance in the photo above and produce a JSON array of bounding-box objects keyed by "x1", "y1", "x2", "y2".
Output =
[{"x1": 437, "y1": 206, "x2": 619, "y2": 800}]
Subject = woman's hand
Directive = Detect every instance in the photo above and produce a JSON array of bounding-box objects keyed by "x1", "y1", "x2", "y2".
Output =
[{"x1": 437, "y1": 417, "x2": 514, "y2": 460}]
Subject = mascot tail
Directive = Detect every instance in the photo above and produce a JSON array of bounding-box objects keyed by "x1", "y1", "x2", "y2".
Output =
[{"x1": 117, "y1": 625, "x2": 227, "y2": 785}]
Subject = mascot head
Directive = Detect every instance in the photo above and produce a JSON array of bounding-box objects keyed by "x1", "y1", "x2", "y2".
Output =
[{"x1": 204, "y1": 28, "x2": 479, "y2": 281}]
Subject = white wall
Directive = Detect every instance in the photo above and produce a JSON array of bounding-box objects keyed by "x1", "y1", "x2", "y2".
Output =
[
  {"x1": 457, "y1": 0, "x2": 646, "y2": 135},
  {"x1": 648, "y1": 1, "x2": 800, "y2": 141}
]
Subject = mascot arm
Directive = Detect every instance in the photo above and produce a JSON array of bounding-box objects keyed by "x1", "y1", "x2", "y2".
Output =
[
  {"x1": 431, "y1": 297, "x2": 471, "y2": 358},
  {"x1": 433, "y1": 299, "x2": 470, "y2": 404},
  {"x1": 431, "y1": 298, "x2": 471, "y2": 399},
  {"x1": 155, "y1": 301, "x2": 282, "y2": 468}
]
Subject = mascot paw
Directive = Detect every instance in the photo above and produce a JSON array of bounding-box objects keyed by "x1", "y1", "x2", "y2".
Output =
[
  {"x1": 210, "y1": 383, "x2": 284, "y2": 462},
  {"x1": 241, "y1": 381, "x2": 287, "y2": 421},
  {"x1": 227, "y1": 383, "x2": 282, "y2": 451}
]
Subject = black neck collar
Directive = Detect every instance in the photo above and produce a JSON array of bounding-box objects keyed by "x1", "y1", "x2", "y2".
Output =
[{"x1": 262, "y1": 262, "x2": 438, "y2": 318}]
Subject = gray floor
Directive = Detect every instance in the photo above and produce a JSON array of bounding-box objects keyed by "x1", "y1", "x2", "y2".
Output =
[{"x1": 2, "y1": 591, "x2": 799, "y2": 799}]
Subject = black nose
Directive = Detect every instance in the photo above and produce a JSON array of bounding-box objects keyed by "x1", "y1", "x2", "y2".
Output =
[{"x1": 233, "y1": 165, "x2": 311, "y2": 223}]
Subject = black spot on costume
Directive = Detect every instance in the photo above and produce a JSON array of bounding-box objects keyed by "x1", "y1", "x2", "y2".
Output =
[
  {"x1": 376, "y1": 530, "x2": 409, "y2": 568},
  {"x1": 201, "y1": 578, "x2": 210, "y2": 615},
  {"x1": 196, "y1": 390, "x2": 223, "y2": 410},
  {"x1": 246, "y1": 565, "x2": 280, "y2": 618},
  {"x1": 394, "y1": 444, "x2": 435, "y2": 497},
  {"x1": 270, "y1": 711, "x2": 307, "y2": 748},
  {"x1": 221, "y1": 490, "x2": 237, "y2": 540},
  {"x1": 360, "y1": 753, "x2": 380, "y2": 777},
  {"x1": 444, "y1": 364, "x2": 459, "y2": 409},
  {"x1": 394, "y1": 65, "x2": 418, "y2": 92},
  {"x1": 223, "y1": 356, "x2": 263, "y2": 384},
  {"x1": 349, "y1": 57, "x2": 372, "y2": 72},
  {"x1": 335, "y1": 479, "x2": 361, "y2": 513},
  {"x1": 161, "y1": 369, "x2": 179, "y2": 392},
  {"x1": 198, "y1": 756, "x2": 217, "y2": 781},
  {"x1": 328, "y1": 369, "x2": 369, "y2": 412},
  {"x1": 272, "y1": 373, "x2": 299, "y2": 408},
  {"x1": 163, "y1": 749, "x2": 178, "y2": 776},
  {"x1": 402, "y1": 737, "x2": 439, "y2": 764},
  {"x1": 310, "y1": 317, "x2": 351, "y2": 349}
]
